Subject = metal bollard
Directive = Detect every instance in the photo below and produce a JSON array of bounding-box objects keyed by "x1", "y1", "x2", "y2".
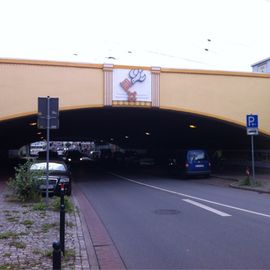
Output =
[
  {"x1": 60, "y1": 184, "x2": 65, "y2": 255},
  {"x1": 52, "y1": 241, "x2": 61, "y2": 270}
]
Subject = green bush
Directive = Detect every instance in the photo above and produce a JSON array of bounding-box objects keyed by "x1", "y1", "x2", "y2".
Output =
[{"x1": 8, "y1": 160, "x2": 42, "y2": 202}]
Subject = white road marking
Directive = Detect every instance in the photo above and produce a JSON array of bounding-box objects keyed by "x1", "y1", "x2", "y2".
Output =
[
  {"x1": 183, "y1": 199, "x2": 231, "y2": 217},
  {"x1": 110, "y1": 173, "x2": 270, "y2": 218}
]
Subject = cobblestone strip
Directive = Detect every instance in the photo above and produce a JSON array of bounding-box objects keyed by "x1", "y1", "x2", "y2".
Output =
[
  {"x1": 73, "y1": 193, "x2": 99, "y2": 270},
  {"x1": 0, "y1": 183, "x2": 89, "y2": 270}
]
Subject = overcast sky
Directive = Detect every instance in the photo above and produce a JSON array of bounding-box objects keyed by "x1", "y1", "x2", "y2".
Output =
[{"x1": 0, "y1": 0, "x2": 269, "y2": 72}]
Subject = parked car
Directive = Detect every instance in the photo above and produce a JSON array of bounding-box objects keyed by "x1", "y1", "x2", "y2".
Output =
[
  {"x1": 168, "y1": 149, "x2": 211, "y2": 178},
  {"x1": 138, "y1": 156, "x2": 155, "y2": 166},
  {"x1": 29, "y1": 160, "x2": 72, "y2": 195}
]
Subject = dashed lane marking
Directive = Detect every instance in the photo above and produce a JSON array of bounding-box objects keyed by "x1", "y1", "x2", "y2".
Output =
[{"x1": 183, "y1": 199, "x2": 231, "y2": 217}]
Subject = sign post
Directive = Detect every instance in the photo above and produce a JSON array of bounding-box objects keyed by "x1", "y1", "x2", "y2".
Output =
[
  {"x1": 38, "y1": 97, "x2": 59, "y2": 207},
  {"x1": 246, "y1": 114, "x2": 258, "y2": 185}
]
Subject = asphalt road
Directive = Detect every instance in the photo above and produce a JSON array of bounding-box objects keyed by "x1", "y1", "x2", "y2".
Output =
[{"x1": 75, "y1": 167, "x2": 270, "y2": 269}]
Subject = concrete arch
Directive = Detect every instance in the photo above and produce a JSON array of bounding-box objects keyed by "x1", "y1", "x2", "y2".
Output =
[{"x1": 0, "y1": 58, "x2": 270, "y2": 136}]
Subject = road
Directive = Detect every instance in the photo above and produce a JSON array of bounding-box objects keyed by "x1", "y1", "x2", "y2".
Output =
[{"x1": 75, "y1": 166, "x2": 270, "y2": 269}]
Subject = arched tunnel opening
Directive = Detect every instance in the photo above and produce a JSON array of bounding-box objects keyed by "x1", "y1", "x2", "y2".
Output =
[{"x1": 1, "y1": 107, "x2": 270, "y2": 174}]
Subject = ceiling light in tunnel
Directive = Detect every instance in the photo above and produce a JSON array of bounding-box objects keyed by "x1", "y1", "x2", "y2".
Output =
[
  {"x1": 125, "y1": 136, "x2": 129, "y2": 139},
  {"x1": 29, "y1": 122, "x2": 37, "y2": 126},
  {"x1": 189, "y1": 124, "x2": 197, "y2": 129},
  {"x1": 37, "y1": 132, "x2": 42, "y2": 135},
  {"x1": 145, "y1": 132, "x2": 151, "y2": 136},
  {"x1": 110, "y1": 138, "x2": 114, "y2": 141}
]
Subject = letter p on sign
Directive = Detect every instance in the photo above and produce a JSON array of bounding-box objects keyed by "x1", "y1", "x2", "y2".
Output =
[{"x1": 246, "y1": 114, "x2": 258, "y2": 128}]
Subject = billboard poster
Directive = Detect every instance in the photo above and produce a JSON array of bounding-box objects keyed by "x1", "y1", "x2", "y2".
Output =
[{"x1": 113, "y1": 69, "x2": 151, "y2": 102}]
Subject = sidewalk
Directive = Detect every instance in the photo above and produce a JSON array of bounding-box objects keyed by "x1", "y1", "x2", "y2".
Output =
[
  {"x1": 0, "y1": 180, "x2": 92, "y2": 270},
  {"x1": 212, "y1": 170, "x2": 270, "y2": 193}
]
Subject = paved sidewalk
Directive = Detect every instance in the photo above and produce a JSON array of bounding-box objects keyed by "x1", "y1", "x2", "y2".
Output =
[
  {"x1": 0, "y1": 180, "x2": 92, "y2": 270},
  {"x1": 212, "y1": 171, "x2": 270, "y2": 193}
]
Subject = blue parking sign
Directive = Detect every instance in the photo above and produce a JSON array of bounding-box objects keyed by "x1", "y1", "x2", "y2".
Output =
[{"x1": 246, "y1": 114, "x2": 258, "y2": 128}]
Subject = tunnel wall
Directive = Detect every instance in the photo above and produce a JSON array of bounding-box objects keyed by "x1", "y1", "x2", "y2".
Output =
[
  {"x1": 0, "y1": 60, "x2": 103, "y2": 119},
  {"x1": 1, "y1": 59, "x2": 270, "y2": 135},
  {"x1": 160, "y1": 69, "x2": 270, "y2": 135}
]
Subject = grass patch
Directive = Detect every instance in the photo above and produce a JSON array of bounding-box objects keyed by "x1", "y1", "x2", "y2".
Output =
[
  {"x1": 6, "y1": 217, "x2": 19, "y2": 223},
  {"x1": 41, "y1": 222, "x2": 58, "y2": 233},
  {"x1": 9, "y1": 241, "x2": 26, "y2": 249},
  {"x1": 0, "y1": 231, "x2": 18, "y2": 240},
  {"x1": 239, "y1": 176, "x2": 262, "y2": 187},
  {"x1": 66, "y1": 221, "x2": 75, "y2": 228},
  {"x1": 33, "y1": 202, "x2": 46, "y2": 211},
  {"x1": 52, "y1": 197, "x2": 74, "y2": 213},
  {"x1": 18, "y1": 232, "x2": 29, "y2": 236},
  {"x1": 3, "y1": 253, "x2": 11, "y2": 257},
  {"x1": 4, "y1": 194, "x2": 20, "y2": 203},
  {"x1": 44, "y1": 249, "x2": 53, "y2": 257},
  {"x1": 0, "y1": 264, "x2": 19, "y2": 270},
  {"x1": 63, "y1": 248, "x2": 76, "y2": 262},
  {"x1": 33, "y1": 249, "x2": 43, "y2": 255},
  {"x1": 21, "y1": 220, "x2": 34, "y2": 226}
]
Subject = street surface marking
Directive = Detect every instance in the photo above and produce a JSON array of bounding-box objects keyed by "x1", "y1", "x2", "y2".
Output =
[
  {"x1": 110, "y1": 173, "x2": 270, "y2": 218},
  {"x1": 183, "y1": 199, "x2": 231, "y2": 217}
]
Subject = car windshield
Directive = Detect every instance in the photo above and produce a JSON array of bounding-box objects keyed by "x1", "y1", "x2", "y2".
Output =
[
  {"x1": 30, "y1": 162, "x2": 66, "y2": 172},
  {"x1": 187, "y1": 150, "x2": 206, "y2": 162}
]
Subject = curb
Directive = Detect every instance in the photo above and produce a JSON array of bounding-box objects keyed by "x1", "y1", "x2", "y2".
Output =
[
  {"x1": 72, "y1": 193, "x2": 99, "y2": 270},
  {"x1": 229, "y1": 183, "x2": 270, "y2": 194},
  {"x1": 211, "y1": 174, "x2": 239, "y2": 182},
  {"x1": 73, "y1": 183, "x2": 126, "y2": 270},
  {"x1": 212, "y1": 174, "x2": 270, "y2": 194}
]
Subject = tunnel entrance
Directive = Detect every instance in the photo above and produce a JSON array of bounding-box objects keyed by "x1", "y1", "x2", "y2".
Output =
[{"x1": 1, "y1": 107, "x2": 270, "y2": 164}]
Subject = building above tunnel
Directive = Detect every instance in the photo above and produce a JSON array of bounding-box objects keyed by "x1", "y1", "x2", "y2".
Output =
[{"x1": 252, "y1": 57, "x2": 270, "y2": 73}]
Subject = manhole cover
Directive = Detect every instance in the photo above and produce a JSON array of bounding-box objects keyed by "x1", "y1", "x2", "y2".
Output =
[{"x1": 153, "y1": 209, "x2": 181, "y2": 215}]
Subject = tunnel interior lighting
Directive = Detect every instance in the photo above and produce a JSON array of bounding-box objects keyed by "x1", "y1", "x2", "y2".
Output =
[
  {"x1": 29, "y1": 122, "x2": 37, "y2": 126},
  {"x1": 145, "y1": 132, "x2": 151, "y2": 136},
  {"x1": 125, "y1": 136, "x2": 129, "y2": 139},
  {"x1": 189, "y1": 124, "x2": 197, "y2": 129}
]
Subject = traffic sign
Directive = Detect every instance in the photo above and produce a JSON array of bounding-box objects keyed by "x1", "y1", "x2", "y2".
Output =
[
  {"x1": 247, "y1": 128, "x2": 259, "y2": 135},
  {"x1": 246, "y1": 114, "x2": 258, "y2": 128},
  {"x1": 246, "y1": 114, "x2": 258, "y2": 136},
  {"x1": 38, "y1": 97, "x2": 59, "y2": 129}
]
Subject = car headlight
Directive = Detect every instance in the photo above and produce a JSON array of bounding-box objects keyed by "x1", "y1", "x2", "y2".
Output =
[{"x1": 59, "y1": 178, "x2": 70, "y2": 183}]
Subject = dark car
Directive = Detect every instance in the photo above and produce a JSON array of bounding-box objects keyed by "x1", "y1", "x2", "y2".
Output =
[
  {"x1": 29, "y1": 160, "x2": 72, "y2": 195},
  {"x1": 168, "y1": 149, "x2": 211, "y2": 178},
  {"x1": 65, "y1": 150, "x2": 83, "y2": 163}
]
